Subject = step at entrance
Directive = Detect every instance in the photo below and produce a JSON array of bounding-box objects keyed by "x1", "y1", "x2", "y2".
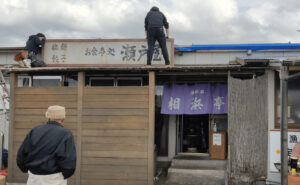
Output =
[{"x1": 165, "y1": 154, "x2": 227, "y2": 185}]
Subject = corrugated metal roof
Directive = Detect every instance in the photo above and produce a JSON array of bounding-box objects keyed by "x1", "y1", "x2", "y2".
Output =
[{"x1": 175, "y1": 43, "x2": 300, "y2": 52}]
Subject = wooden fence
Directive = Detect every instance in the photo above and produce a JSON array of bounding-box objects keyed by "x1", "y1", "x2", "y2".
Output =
[{"x1": 8, "y1": 72, "x2": 155, "y2": 185}]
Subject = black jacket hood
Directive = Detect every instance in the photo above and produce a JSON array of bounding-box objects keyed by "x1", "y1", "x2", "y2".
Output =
[{"x1": 151, "y1": 6, "x2": 159, "y2": 11}]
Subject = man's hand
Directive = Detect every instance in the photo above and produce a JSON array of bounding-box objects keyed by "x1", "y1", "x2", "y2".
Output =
[{"x1": 166, "y1": 29, "x2": 169, "y2": 39}]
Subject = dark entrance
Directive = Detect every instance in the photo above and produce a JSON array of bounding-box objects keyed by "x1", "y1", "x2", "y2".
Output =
[{"x1": 178, "y1": 115, "x2": 209, "y2": 153}]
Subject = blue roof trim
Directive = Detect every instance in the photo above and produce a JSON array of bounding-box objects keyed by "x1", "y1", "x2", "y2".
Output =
[{"x1": 175, "y1": 43, "x2": 300, "y2": 52}]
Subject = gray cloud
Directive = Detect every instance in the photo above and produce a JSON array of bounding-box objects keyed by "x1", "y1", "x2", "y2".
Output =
[{"x1": 0, "y1": 0, "x2": 300, "y2": 47}]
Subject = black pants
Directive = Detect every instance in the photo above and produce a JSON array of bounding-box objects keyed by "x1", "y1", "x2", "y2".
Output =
[
  {"x1": 147, "y1": 27, "x2": 170, "y2": 65},
  {"x1": 28, "y1": 52, "x2": 46, "y2": 67}
]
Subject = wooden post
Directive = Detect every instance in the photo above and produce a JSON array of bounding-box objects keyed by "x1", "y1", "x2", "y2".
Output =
[
  {"x1": 8, "y1": 73, "x2": 17, "y2": 182},
  {"x1": 280, "y1": 66, "x2": 288, "y2": 185},
  {"x1": 148, "y1": 71, "x2": 155, "y2": 185},
  {"x1": 76, "y1": 72, "x2": 84, "y2": 185}
]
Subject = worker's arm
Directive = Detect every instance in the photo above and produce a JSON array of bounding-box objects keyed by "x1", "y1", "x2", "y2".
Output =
[
  {"x1": 166, "y1": 29, "x2": 169, "y2": 38},
  {"x1": 145, "y1": 31, "x2": 147, "y2": 38},
  {"x1": 144, "y1": 15, "x2": 148, "y2": 34},
  {"x1": 162, "y1": 13, "x2": 169, "y2": 39}
]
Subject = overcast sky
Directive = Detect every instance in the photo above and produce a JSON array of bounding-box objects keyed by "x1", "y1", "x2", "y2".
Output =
[{"x1": 1, "y1": 0, "x2": 300, "y2": 47}]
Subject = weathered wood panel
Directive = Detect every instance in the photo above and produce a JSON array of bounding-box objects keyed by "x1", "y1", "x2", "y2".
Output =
[
  {"x1": 80, "y1": 179, "x2": 147, "y2": 185},
  {"x1": 8, "y1": 73, "x2": 17, "y2": 182},
  {"x1": 15, "y1": 108, "x2": 78, "y2": 116},
  {"x1": 82, "y1": 136, "x2": 148, "y2": 145},
  {"x1": 83, "y1": 101, "x2": 148, "y2": 109},
  {"x1": 15, "y1": 101, "x2": 77, "y2": 108},
  {"x1": 15, "y1": 94, "x2": 77, "y2": 102},
  {"x1": 15, "y1": 87, "x2": 77, "y2": 94},
  {"x1": 10, "y1": 87, "x2": 78, "y2": 184},
  {"x1": 83, "y1": 108, "x2": 148, "y2": 116},
  {"x1": 84, "y1": 94, "x2": 149, "y2": 102},
  {"x1": 81, "y1": 86, "x2": 150, "y2": 184},
  {"x1": 82, "y1": 115, "x2": 148, "y2": 123},
  {"x1": 9, "y1": 78, "x2": 152, "y2": 185},
  {"x1": 82, "y1": 122, "x2": 148, "y2": 130},
  {"x1": 83, "y1": 87, "x2": 148, "y2": 95},
  {"x1": 228, "y1": 74, "x2": 268, "y2": 185},
  {"x1": 81, "y1": 158, "x2": 148, "y2": 166}
]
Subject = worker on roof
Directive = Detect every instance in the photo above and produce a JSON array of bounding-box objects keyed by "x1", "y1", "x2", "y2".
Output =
[
  {"x1": 144, "y1": 6, "x2": 170, "y2": 66},
  {"x1": 14, "y1": 33, "x2": 46, "y2": 67},
  {"x1": 17, "y1": 105, "x2": 76, "y2": 185},
  {"x1": 24, "y1": 33, "x2": 46, "y2": 67}
]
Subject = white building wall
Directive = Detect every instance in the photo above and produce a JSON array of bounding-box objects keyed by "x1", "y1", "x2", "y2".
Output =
[
  {"x1": 174, "y1": 50, "x2": 300, "y2": 65},
  {"x1": 0, "y1": 53, "x2": 17, "y2": 65}
]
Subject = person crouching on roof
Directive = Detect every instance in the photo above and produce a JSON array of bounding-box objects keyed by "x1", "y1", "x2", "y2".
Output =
[
  {"x1": 25, "y1": 33, "x2": 46, "y2": 67},
  {"x1": 14, "y1": 33, "x2": 46, "y2": 67},
  {"x1": 17, "y1": 105, "x2": 76, "y2": 185}
]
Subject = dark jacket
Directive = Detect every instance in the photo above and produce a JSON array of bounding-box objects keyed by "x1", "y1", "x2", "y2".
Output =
[
  {"x1": 17, "y1": 121, "x2": 76, "y2": 179},
  {"x1": 145, "y1": 7, "x2": 169, "y2": 31},
  {"x1": 24, "y1": 35, "x2": 45, "y2": 54}
]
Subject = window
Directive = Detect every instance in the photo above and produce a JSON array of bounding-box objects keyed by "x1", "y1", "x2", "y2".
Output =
[
  {"x1": 32, "y1": 76, "x2": 61, "y2": 87},
  {"x1": 275, "y1": 71, "x2": 300, "y2": 128},
  {"x1": 116, "y1": 77, "x2": 143, "y2": 86},
  {"x1": 89, "y1": 77, "x2": 143, "y2": 87},
  {"x1": 89, "y1": 77, "x2": 115, "y2": 86}
]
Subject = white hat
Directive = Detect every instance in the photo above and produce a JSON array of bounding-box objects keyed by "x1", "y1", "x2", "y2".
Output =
[{"x1": 45, "y1": 105, "x2": 66, "y2": 120}]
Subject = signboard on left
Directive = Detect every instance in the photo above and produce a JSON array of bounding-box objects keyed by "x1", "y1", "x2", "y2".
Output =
[{"x1": 43, "y1": 39, "x2": 174, "y2": 66}]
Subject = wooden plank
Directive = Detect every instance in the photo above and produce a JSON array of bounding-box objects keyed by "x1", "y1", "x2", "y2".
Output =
[
  {"x1": 81, "y1": 157, "x2": 147, "y2": 166},
  {"x1": 82, "y1": 136, "x2": 147, "y2": 145},
  {"x1": 82, "y1": 151, "x2": 147, "y2": 158},
  {"x1": 15, "y1": 87, "x2": 77, "y2": 94},
  {"x1": 15, "y1": 94, "x2": 77, "y2": 102},
  {"x1": 15, "y1": 101, "x2": 77, "y2": 108},
  {"x1": 82, "y1": 108, "x2": 148, "y2": 116},
  {"x1": 84, "y1": 87, "x2": 148, "y2": 95},
  {"x1": 15, "y1": 108, "x2": 78, "y2": 115},
  {"x1": 80, "y1": 179, "x2": 147, "y2": 185},
  {"x1": 8, "y1": 72, "x2": 17, "y2": 182},
  {"x1": 68, "y1": 179, "x2": 76, "y2": 185},
  {"x1": 14, "y1": 122, "x2": 77, "y2": 129},
  {"x1": 83, "y1": 94, "x2": 148, "y2": 102},
  {"x1": 82, "y1": 143, "x2": 147, "y2": 152},
  {"x1": 82, "y1": 115, "x2": 148, "y2": 123},
  {"x1": 81, "y1": 165, "x2": 147, "y2": 173},
  {"x1": 148, "y1": 71, "x2": 155, "y2": 185},
  {"x1": 81, "y1": 171, "x2": 147, "y2": 180},
  {"x1": 76, "y1": 72, "x2": 84, "y2": 185},
  {"x1": 82, "y1": 129, "x2": 148, "y2": 137},
  {"x1": 83, "y1": 101, "x2": 148, "y2": 109},
  {"x1": 82, "y1": 122, "x2": 148, "y2": 130},
  {"x1": 12, "y1": 169, "x2": 27, "y2": 182},
  {"x1": 14, "y1": 115, "x2": 77, "y2": 122}
]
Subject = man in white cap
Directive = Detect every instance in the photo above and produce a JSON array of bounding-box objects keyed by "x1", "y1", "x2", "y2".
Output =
[{"x1": 17, "y1": 105, "x2": 76, "y2": 185}]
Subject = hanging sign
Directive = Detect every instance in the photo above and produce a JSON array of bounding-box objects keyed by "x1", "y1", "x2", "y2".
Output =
[{"x1": 161, "y1": 84, "x2": 227, "y2": 114}]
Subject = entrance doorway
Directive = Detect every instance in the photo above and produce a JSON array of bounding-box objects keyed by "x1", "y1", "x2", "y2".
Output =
[{"x1": 177, "y1": 115, "x2": 209, "y2": 153}]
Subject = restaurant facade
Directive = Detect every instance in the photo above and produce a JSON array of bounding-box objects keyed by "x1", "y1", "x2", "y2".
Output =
[{"x1": 2, "y1": 40, "x2": 300, "y2": 184}]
